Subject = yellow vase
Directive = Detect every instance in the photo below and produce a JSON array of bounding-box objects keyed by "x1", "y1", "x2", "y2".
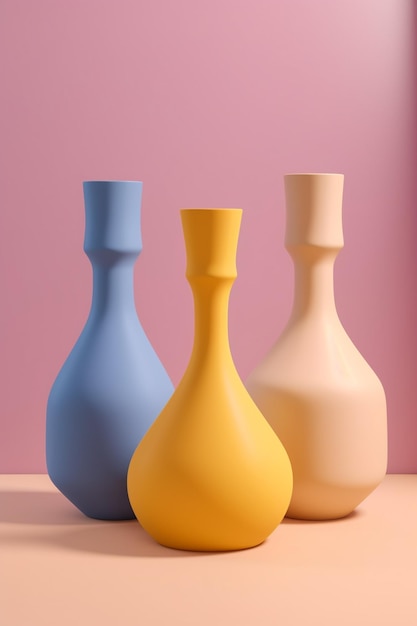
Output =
[{"x1": 127, "y1": 208, "x2": 293, "y2": 551}]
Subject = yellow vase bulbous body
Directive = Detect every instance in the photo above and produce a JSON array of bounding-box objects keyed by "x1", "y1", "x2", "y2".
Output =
[{"x1": 128, "y1": 209, "x2": 293, "y2": 551}]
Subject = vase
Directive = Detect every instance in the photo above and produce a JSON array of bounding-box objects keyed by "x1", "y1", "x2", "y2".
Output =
[
  {"x1": 246, "y1": 174, "x2": 387, "y2": 520},
  {"x1": 127, "y1": 208, "x2": 293, "y2": 551},
  {"x1": 46, "y1": 181, "x2": 174, "y2": 520}
]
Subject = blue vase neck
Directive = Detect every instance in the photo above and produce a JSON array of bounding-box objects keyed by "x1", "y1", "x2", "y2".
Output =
[
  {"x1": 87, "y1": 251, "x2": 138, "y2": 319},
  {"x1": 83, "y1": 181, "x2": 143, "y2": 253},
  {"x1": 82, "y1": 181, "x2": 143, "y2": 320}
]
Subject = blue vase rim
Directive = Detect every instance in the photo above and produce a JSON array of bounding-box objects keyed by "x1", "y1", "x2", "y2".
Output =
[{"x1": 83, "y1": 180, "x2": 143, "y2": 185}]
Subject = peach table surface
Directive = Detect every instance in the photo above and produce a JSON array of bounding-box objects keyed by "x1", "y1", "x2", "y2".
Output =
[{"x1": 0, "y1": 474, "x2": 416, "y2": 626}]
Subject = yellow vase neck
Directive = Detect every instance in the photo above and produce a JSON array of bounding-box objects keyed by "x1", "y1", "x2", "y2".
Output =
[
  {"x1": 188, "y1": 277, "x2": 234, "y2": 365},
  {"x1": 181, "y1": 208, "x2": 242, "y2": 369}
]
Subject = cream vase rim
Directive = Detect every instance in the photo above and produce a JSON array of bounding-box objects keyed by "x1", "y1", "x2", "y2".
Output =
[{"x1": 284, "y1": 173, "x2": 344, "y2": 177}]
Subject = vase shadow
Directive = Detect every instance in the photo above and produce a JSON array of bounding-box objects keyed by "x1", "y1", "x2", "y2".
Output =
[
  {"x1": 44, "y1": 522, "x2": 223, "y2": 559},
  {"x1": 282, "y1": 508, "x2": 364, "y2": 525},
  {"x1": 0, "y1": 490, "x2": 89, "y2": 526},
  {"x1": 0, "y1": 490, "x2": 227, "y2": 558}
]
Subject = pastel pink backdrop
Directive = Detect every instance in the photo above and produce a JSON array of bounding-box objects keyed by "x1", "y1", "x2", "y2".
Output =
[{"x1": 1, "y1": 0, "x2": 416, "y2": 472}]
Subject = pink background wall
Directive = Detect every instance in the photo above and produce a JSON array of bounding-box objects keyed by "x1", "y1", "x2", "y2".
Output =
[{"x1": 1, "y1": 0, "x2": 416, "y2": 473}]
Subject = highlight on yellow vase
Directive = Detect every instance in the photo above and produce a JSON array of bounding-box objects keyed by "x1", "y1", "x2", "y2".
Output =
[{"x1": 127, "y1": 208, "x2": 293, "y2": 551}]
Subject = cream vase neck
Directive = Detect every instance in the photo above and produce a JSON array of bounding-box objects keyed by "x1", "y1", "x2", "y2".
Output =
[
  {"x1": 285, "y1": 173, "x2": 344, "y2": 320},
  {"x1": 289, "y1": 248, "x2": 339, "y2": 319}
]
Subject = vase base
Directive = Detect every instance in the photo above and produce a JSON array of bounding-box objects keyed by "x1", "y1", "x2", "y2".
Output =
[
  {"x1": 79, "y1": 509, "x2": 136, "y2": 522},
  {"x1": 285, "y1": 480, "x2": 384, "y2": 521},
  {"x1": 151, "y1": 537, "x2": 266, "y2": 553}
]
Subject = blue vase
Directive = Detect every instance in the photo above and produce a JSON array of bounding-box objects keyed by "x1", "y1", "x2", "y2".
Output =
[{"x1": 46, "y1": 181, "x2": 174, "y2": 520}]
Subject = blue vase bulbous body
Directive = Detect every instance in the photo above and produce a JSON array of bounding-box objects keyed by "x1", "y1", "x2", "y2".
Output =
[{"x1": 46, "y1": 181, "x2": 174, "y2": 520}]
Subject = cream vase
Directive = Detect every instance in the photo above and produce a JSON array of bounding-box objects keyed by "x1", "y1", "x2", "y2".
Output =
[{"x1": 246, "y1": 174, "x2": 387, "y2": 520}]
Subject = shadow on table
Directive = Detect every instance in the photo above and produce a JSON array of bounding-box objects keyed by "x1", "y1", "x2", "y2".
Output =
[
  {"x1": 281, "y1": 508, "x2": 363, "y2": 524},
  {"x1": 0, "y1": 490, "x2": 222, "y2": 558},
  {"x1": 45, "y1": 522, "x2": 221, "y2": 559},
  {"x1": 0, "y1": 490, "x2": 87, "y2": 525}
]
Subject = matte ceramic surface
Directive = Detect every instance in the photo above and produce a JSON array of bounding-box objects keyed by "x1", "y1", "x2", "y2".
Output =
[
  {"x1": 46, "y1": 181, "x2": 174, "y2": 520},
  {"x1": 128, "y1": 209, "x2": 293, "y2": 551},
  {"x1": 246, "y1": 174, "x2": 387, "y2": 520}
]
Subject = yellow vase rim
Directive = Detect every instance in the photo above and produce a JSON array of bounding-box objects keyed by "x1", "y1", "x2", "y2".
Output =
[{"x1": 180, "y1": 208, "x2": 242, "y2": 212}]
